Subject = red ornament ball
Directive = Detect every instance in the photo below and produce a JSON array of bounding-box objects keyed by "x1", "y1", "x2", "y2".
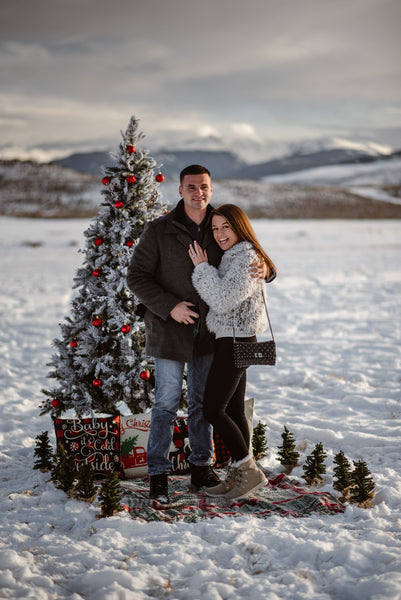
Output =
[
  {"x1": 126, "y1": 240, "x2": 134, "y2": 248},
  {"x1": 92, "y1": 378, "x2": 102, "y2": 388},
  {"x1": 121, "y1": 324, "x2": 131, "y2": 334},
  {"x1": 51, "y1": 398, "x2": 61, "y2": 408},
  {"x1": 70, "y1": 339, "x2": 79, "y2": 348},
  {"x1": 114, "y1": 200, "x2": 124, "y2": 209},
  {"x1": 102, "y1": 176, "x2": 111, "y2": 185},
  {"x1": 155, "y1": 173, "x2": 165, "y2": 182},
  {"x1": 126, "y1": 175, "x2": 136, "y2": 184},
  {"x1": 140, "y1": 370, "x2": 150, "y2": 381},
  {"x1": 93, "y1": 269, "x2": 101, "y2": 277},
  {"x1": 126, "y1": 145, "x2": 136, "y2": 154},
  {"x1": 92, "y1": 317, "x2": 102, "y2": 327},
  {"x1": 94, "y1": 237, "x2": 103, "y2": 246}
]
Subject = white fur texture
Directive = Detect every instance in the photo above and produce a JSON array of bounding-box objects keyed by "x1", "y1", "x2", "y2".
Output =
[{"x1": 192, "y1": 241, "x2": 268, "y2": 338}]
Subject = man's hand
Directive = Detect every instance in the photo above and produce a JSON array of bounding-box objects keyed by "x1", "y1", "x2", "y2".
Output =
[
  {"x1": 170, "y1": 301, "x2": 199, "y2": 325},
  {"x1": 250, "y1": 260, "x2": 268, "y2": 281}
]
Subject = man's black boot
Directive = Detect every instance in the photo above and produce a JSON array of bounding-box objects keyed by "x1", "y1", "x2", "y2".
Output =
[
  {"x1": 189, "y1": 463, "x2": 221, "y2": 491},
  {"x1": 149, "y1": 473, "x2": 169, "y2": 503}
]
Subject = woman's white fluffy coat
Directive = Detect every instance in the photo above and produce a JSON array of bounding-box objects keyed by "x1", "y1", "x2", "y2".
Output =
[{"x1": 192, "y1": 241, "x2": 268, "y2": 338}]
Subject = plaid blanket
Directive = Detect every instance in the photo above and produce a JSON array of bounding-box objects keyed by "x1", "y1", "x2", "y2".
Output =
[{"x1": 120, "y1": 468, "x2": 345, "y2": 522}]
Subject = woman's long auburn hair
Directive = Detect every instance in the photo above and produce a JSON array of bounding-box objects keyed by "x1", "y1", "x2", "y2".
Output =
[{"x1": 211, "y1": 204, "x2": 277, "y2": 277}]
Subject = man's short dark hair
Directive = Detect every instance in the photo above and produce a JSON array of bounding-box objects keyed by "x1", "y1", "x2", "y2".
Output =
[{"x1": 180, "y1": 164, "x2": 211, "y2": 184}]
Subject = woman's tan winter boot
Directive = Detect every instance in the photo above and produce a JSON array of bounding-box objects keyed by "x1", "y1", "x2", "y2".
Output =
[
  {"x1": 223, "y1": 457, "x2": 266, "y2": 500},
  {"x1": 205, "y1": 461, "x2": 238, "y2": 497}
]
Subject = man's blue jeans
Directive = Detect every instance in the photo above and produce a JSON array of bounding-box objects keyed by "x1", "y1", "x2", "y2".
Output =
[{"x1": 146, "y1": 353, "x2": 214, "y2": 476}]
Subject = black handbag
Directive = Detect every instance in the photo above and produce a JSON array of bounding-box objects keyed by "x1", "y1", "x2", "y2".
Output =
[{"x1": 233, "y1": 291, "x2": 276, "y2": 368}]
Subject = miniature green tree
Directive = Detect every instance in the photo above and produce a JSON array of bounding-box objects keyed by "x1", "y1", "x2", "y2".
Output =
[
  {"x1": 98, "y1": 470, "x2": 123, "y2": 517},
  {"x1": 33, "y1": 431, "x2": 54, "y2": 471},
  {"x1": 51, "y1": 444, "x2": 76, "y2": 492},
  {"x1": 75, "y1": 462, "x2": 97, "y2": 501},
  {"x1": 252, "y1": 421, "x2": 268, "y2": 460},
  {"x1": 333, "y1": 450, "x2": 353, "y2": 492},
  {"x1": 302, "y1": 442, "x2": 326, "y2": 485},
  {"x1": 277, "y1": 426, "x2": 300, "y2": 473},
  {"x1": 349, "y1": 459, "x2": 376, "y2": 507},
  {"x1": 121, "y1": 434, "x2": 138, "y2": 457}
]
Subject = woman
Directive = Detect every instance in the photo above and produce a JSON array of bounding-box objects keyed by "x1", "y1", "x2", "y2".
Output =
[{"x1": 189, "y1": 204, "x2": 276, "y2": 500}]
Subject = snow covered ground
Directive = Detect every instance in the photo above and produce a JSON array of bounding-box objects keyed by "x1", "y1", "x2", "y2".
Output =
[
  {"x1": 262, "y1": 156, "x2": 401, "y2": 205},
  {"x1": 0, "y1": 216, "x2": 400, "y2": 600}
]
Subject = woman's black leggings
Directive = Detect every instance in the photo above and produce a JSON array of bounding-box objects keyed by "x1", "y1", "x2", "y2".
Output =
[{"x1": 203, "y1": 336, "x2": 256, "y2": 462}]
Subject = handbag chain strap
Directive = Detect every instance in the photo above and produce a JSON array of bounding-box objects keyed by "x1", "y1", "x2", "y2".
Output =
[{"x1": 233, "y1": 288, "x2": 275, "y2": 342}]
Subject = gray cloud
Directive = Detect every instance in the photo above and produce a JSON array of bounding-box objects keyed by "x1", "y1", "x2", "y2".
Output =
[{"x1": 0, "y1": 0, "x2": 400, "y2": 154}]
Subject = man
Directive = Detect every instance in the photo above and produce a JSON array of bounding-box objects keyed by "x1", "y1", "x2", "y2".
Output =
[{"x1": 127, "y1": 165, "x2": 222, "y2": 502}]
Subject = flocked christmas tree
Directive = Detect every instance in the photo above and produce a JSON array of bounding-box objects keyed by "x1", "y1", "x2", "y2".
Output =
[
  {"x1": 277, "y1": 426, "x2": 300, "y2": 474},
  {"x1": 302, "y1": 442, "x2": 327, "y2": 485},
  {"x1": 41, "y1": 116, "x2": 167, "y2": 417}
]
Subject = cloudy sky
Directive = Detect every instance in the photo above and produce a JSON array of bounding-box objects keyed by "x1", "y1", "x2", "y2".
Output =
[{"x1": 1, "y1": 0, "x2": 400, "y2": 159}]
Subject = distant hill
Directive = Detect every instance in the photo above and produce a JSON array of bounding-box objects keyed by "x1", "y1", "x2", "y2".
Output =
[
  {"x1": 1, "y1": 157, "x2": 401, "y2": 219},
  {"x1": 153, "y1": 149, "x2": 246, "y2": 179},
  {"x1": 52, "y1": 149, "x2": 246, "y2": 179},
  {"x1": 52, "y1": 151, "x2": 110, "y2": 177},
  {"x1": 235, "y1": 148, "x2": 389, "y2": 179},
  {"x1": 0, "y1": 160, "x2": 99, "y2": 218},
  {"x1": 52, "y1": 145, "x2": 397, "y2": 181}
]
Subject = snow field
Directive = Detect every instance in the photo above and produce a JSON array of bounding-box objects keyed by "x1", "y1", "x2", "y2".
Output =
[{"x1": 0, "y1": 216, "x2": 400, "y2": 600}]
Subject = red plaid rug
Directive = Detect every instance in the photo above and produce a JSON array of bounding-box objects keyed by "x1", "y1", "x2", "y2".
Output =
[{"x1": 120, "y1": 468, "x2": 345, "y2": 522}]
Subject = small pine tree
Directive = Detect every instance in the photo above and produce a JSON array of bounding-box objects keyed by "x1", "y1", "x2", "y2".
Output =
[
  {"x1": 349, "y1": 459, "x2": 376, "y2": 507},
  {"x1": 277, "y1": 426, "x2": 300, "y2": 473},
  {"x1": 252, "y1": 421, "x2": 268, "y2": 460},
  {"x1": 333, "y1": 450, "x2": 353, "y2": 492},
  {"x1": 302, "y1": 442, "x2": 327, "y2": 485},
  {"x1": 51, "y1": 444, "x2": 77, "y2": 492},
  {"x1": 33, "y1": 431, "x2": 54, "y2": 471},
  {"x1": 75, "y1": 462, "x2": 97, "y2": 501},
  {"x1": 98, "y1": 470, "x2": 123, "y2": 517},
  {"x1": 41, "y1": 116, "x2": 167, "y2": 417}
]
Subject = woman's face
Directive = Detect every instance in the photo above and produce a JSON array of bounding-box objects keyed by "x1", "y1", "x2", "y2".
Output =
[{"x1": 212, "y1": 214, "x2": 240, "y2": 251}]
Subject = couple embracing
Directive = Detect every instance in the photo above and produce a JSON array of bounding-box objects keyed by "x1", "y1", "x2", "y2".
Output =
[{"x1": 127, "y1": 164, "x2": 276, "y2": 503}]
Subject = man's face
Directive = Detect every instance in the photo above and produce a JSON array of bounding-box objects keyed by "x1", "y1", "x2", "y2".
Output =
[{"x1": 179, "y1": 173, "x2": 212, "y2": 215}]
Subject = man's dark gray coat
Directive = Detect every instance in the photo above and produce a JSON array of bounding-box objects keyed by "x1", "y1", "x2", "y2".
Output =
[{"x1": 127, "y1": 201, "x2": 222, "y2": 362}]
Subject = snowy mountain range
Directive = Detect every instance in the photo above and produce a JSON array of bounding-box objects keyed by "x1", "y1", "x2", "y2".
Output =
[
  {"x1": 1, "y1": 135, "x2": 397, "y2": 180},
  {"x1": 1, "y1": 135, "x2": 400, "y2": 219},
  {"x1": 49, "y1": 136, "x2": 398, "y2": 180}
]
